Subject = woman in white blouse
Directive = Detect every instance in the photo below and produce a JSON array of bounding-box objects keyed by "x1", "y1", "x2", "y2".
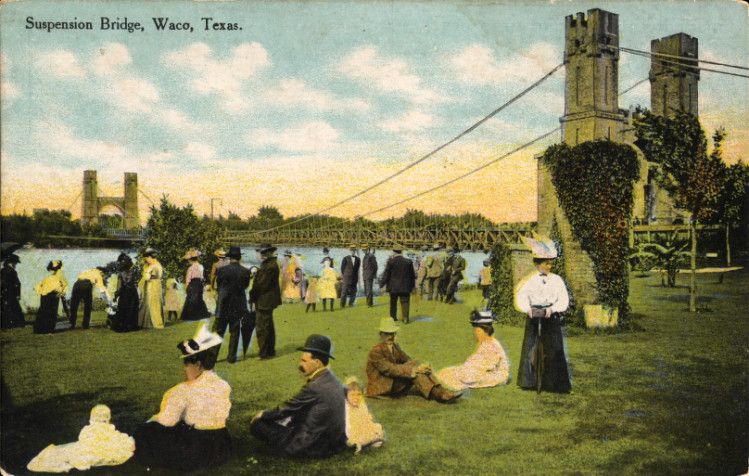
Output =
[
  {"x1": 134, "y1": 324, "x2": 232, "y2": 470},
  {"x1": 514, "y1": 236, "x2": 572, "y2": 393}
]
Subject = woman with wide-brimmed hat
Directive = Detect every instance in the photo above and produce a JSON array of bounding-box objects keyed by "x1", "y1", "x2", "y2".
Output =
[
  {"x1": 436, "y1": 310, "x2": 510, "y2": 390},
  {"x1": 33, "y1": 260, "x2": 68, "y2": 334},
  {"x1": 180, "y1": 250, "x2": 211, "y2": 322},
  {"x1": 134, "y1": 324, "x2": 232, "y2": 470},
  {"x1": 138, "y1": 248, "x2": 164, "y2": 329}
]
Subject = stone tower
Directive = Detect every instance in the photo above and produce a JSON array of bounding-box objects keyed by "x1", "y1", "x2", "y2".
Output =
[
  {"x1": 560, "y1": 9, "x2": 627, "y2": 145},
  {"x1": 650, "y1": 33, "x2": 699, "y2": 118},
  {"x1": 123, "y1": 173, "x2": 139, "y2": 229},
  {"x1": 82, "y1": 170, "x2": 99, "y2": 226}
]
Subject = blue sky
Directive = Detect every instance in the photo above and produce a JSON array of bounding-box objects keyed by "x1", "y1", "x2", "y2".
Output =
[{"x1": 1, "y1": 0, "x2": 747, "y2": 223}]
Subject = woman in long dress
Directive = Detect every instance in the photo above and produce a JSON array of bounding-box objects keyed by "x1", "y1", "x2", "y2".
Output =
[
  {"x1": 110, "y1": 254, "x2": 139, "y2": 332},
  {"x1": 1, "y1": 254, "x2": 26, "y2": 329},
  {"x1": 437, "y1": 310, "x2": 510, "y2": 390},
  {"x1": 515, "y1": 236, "x2": 572, "y2": 393},
  {"x1": 138, "y1": 248, "x2": 164, "y2": 329},
  {"x1": 134, "y1": 324, "x2": 232, "y2": 471},
  {"x1": 282, "y1": 252, "x2": 301, "y2": 302},
  {"x1": 180, "y1": 251, "x2": 211, "y2": 321},
  {"x1": 317, "y1": 257, "x2": 337, "y2": 311},
  {"x1": 33, "y1": 260, "x2": 68, "y2": 334}
]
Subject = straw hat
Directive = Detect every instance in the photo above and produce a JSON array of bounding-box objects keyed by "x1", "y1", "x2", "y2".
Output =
[{"x1": 378, "y1": 317, "x2": 400, "y2": 333}]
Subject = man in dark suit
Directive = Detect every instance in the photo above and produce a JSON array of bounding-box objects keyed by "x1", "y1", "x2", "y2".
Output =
[
  {"x1": 361, "y1": 245, "x2": 378, "y2": 307},
  {"x1": 379, "y1": 245, "x2": 415, "y2": 324},
  {"x1": 213, "y1": 246, "x2": 253, "y2": 364},
  {"x1": 251, "y1": 334, "x2": 348, "y2": 457},
  {"x1": 366, "y1": 318, "x2": 461, "y2": 402},
  {"x1": 340, "y1": 244, "x2": 361, "y2": 308},
  {"x1": 445, "y1": 246, "x2": 466, "y2": 304},
  {"x1": 250, "y1": 244, "x2": 282, "y2": 360}
]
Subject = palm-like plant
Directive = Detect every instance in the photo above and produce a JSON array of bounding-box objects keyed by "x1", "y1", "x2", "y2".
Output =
[{"x1": 642, "y1": 232, "x2": 691, "y2": 287}]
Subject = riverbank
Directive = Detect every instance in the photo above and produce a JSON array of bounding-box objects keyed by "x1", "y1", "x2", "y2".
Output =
[{"x1": 2, "y1": 270, "x2": 747, "y2": 475}]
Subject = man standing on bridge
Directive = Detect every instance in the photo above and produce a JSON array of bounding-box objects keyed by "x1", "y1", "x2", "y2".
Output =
[
  {"x1": 250, "y1": 244, "x2": 282, "y2": 360},
  {"x1": 340, "y1": 244, "x2": 361, "y2": 308}
]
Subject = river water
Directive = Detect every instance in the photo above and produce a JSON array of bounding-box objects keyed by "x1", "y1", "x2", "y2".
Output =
[{"x1": 12, "y1": 246, "x2": 493, "y2": 310}]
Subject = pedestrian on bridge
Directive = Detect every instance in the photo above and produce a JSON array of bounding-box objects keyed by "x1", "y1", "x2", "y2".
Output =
[{"x1": 379, "y1": 245, "x2": 415, "y2": 324}]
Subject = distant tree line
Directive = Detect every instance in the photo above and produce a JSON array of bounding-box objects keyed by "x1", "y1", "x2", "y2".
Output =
[{"x1": 0, "y1": 209, "x2": 111, "y2": 248}]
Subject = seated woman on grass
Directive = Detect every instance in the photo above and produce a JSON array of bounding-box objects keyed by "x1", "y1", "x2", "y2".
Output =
[
  {"x1": 134, "y1": 323, "x2": 232, "y2": 471},
  {"x1": 436, "y1": 310, "x2": 510, "y2": 390}
]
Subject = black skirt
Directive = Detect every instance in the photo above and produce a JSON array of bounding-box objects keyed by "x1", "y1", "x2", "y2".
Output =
[
  {"x1": 110, "y1": 285, "x2": 140, "y2": 332},
  {"x1": 517, "y1": 315, "x2": 572, "y2": 393},
  {"x1": 33, "y1": 293, "x2": 59, "y2": 334},
  {"x1": 134, "y1": 421, "x2": 232, "y2": 470},
  {"x1": 181, "y1": 278, "x2": 211, "y2": 321}
]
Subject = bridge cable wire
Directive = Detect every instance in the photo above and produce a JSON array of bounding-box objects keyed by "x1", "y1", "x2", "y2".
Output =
[
  {"x1": 65, "y1": 191, "x2": 83, "y2": 213},
  {"x1": 620, "y1": 77, "x2": 650, "y2": 96},
  {"x1": 619, "y1": 48, "x2": 749, "y2": 79},
  {"x1": 244, "y1": 62, "x2": 566, "y2": 237},
  {"x1": 616, "y1": 45, "x2": 749, "y2": 71},
  {"x1": 353, "y1": 127, "x2": 561, "y2": 220}
]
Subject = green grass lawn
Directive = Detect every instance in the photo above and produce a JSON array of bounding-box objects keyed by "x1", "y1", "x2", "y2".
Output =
[{"x1": 2, "y1": 271, "x2": 748, "y2": 475}]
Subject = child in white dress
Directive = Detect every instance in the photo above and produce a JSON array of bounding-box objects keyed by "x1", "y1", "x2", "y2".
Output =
[{"x1": 344, "y1": 376, "x2": 385, "y2": 453}]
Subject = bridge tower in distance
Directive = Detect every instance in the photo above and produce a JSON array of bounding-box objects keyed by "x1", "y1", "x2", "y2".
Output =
[
  {"x1": 560, "y1": 9, "x2": 627, "y2": 145},
  {"x1": 81, "y1": 170, "x2": 140, "y2": 230},
  {"x1": 82, "y1": 170, "x2": 99, "y2": 226},
  {"x1": 124, "y1": 173, "x2": 139, "y2": 229}
]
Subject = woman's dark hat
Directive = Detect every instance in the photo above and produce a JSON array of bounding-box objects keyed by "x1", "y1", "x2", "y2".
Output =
[
  {"x1": 226, "y1": 246, "x2": 242, "y2": 260},
  {"x1": 283, "y1": 250, "x2": 292, "y2": 257},
  {"x1": 46, "y1": 260, "x2": 63, "y2": 271},
  {"x1": 322, "y1": 247, "x2": 330, "y2": 253},
  {"x1": 483, "y1": 259, "x2": 491, "y2": 267},
  {"x1": 257, "y1": 244, "x2": 277, "y2": 254},
  {"x1": 321, "y1": 256, "x2": 333, "y2": 264},
  {"x1": 4, "y1": 254, "x2": 20, "y2": 264},
  {"x1": 297, "y1": 334, "x2": 335, "y2": 359},
  {"x1": 470, "y1": 310, "x2": 497, "y2": 325}
]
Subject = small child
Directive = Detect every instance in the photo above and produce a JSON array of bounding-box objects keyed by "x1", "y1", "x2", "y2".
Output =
[
  {"x1": 305, "y1": 276, "x2": 318, "y2": 313},
  {"x1": 28, "y1": 404, "x2": 135, "y2": 472},
  {"x1": 164, "y1": 280, "x2": 180, "y2": 320},
  {"x1": 344, "y1": 376, "x2": 385, "y2": 454}
]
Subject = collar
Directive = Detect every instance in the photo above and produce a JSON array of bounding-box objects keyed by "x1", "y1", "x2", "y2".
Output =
[{"x1": 306, "y1": 366, "x2": 328, "y2": 383}]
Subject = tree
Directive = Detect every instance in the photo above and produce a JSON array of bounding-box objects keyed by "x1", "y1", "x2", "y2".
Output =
[
  {"x1": 640, "y1": 232, "x2": 690, "y2": 287},
  {"x1": 141, "y1": 197, "x2": 223, "y2": 280},
  {"x1": 633, "y1": 109, "x2": 726, "y2": 311},
  {"x1": 715, "y1": 162, "x2": 749, "y2": 267}
]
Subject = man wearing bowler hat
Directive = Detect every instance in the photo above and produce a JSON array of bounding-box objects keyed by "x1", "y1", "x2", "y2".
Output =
[
  {"x1": 379, "y1": 244, "x2": 415, "y2": 324},
  {"x1": 250, "y1": 334, "x2": 347, "y2": 457},
  {"x1": 366, "y1": 318, "x2": 461, "y2": 402},
  {"x1": 213, "y1": 246, "x2": 254, "y2": 363},
  {"x1": 250, "y1": 244, "x2": 282, "y2": 360}
]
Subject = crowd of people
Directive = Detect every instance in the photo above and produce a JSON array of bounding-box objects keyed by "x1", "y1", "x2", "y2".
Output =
[{"x1": 2, "y1": 236, "x2": 573, "y2": 472}]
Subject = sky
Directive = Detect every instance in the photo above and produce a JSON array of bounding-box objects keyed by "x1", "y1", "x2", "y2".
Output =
[{"x1": 1, "y1": 0, "x2": 747, "y2": 225}]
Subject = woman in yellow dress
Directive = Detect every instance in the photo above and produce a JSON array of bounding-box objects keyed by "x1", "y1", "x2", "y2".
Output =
[
  {"x1": 318, "y1": 257, "x2": 337, "y2": 311},
  {"x1": 138, "y1": 248, "x2": 164, "y2": 329}
]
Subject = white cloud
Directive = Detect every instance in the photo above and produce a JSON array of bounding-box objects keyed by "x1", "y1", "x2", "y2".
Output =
[
  {"x1": 92, "y1": 42, "x2": 133, "y2": 77},
  {"x1": 265, "y1": 78, "x2": 371, "y2": 113},
  {"x1": 112, "y1": 78, "x2": 160, "y2": 113},
  {"x1": 163, "y1": 42, "x2": 269, "y2": 111},
  {"x1": 248, "y1": 121, "x2": 340, "y2": 152},
  {"x1": 450, "y1": 42, "x2": 560, "y2": 86},
  {"x1": 185, "y1": 142, "x2": 216, "y2": 164},
  {"x1": 379, "y1": 110, "x2": 434, "y2": 133},
  {"x1": 340, "y1": 46, "x2": 446, "y2": 105},
  {"x1": 34, "y1": 50, "x2": 86, "y2": 79}
]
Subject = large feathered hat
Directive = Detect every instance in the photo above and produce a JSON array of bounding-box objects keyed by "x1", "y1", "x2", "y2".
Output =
[{"x1": 523, "y1": 234, "x2": 558, "y2": 259}]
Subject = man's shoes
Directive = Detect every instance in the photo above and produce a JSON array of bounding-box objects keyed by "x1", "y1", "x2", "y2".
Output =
[{"x1": 430, "y1": 385, "x2": 462, "y2": 403}]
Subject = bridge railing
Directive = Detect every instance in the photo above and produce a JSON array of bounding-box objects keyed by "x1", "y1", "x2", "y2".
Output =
[{"x1": 220, "y1": 226, "x2": 536, "y2": 250}]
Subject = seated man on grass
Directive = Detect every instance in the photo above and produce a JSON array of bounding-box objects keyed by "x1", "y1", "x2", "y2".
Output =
[
  {"x1": 366, "y1": 318, "x2": 461, "y2": 403},
  {"x1": 250, "y1": 334, "x2": 348, "y2": 457}
]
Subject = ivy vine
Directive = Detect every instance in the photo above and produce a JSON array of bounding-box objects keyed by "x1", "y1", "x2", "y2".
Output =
[
  {"x1": 487, "y1": 242, "x2": 525, "y2": 326},
  {"x1": 542, "y1": 140, "x2": 639, "y2": 318}
]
